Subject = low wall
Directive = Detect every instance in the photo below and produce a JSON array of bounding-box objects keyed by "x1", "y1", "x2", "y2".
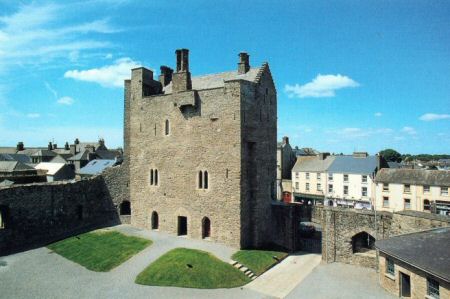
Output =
[
  {"x1": 0, "y1": 176, "x2": 119, "y2": 256},
  {"x1": 270, "y1": 202, "x2": 301, "y2": 252},
  {"x1": 101, "y1": 163, "x2": 130, "y2": 224}
]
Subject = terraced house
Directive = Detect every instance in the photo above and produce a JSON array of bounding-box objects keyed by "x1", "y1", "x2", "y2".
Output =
[{"x1": 125, "y1": 49, "x2": 277, "y2": 248}]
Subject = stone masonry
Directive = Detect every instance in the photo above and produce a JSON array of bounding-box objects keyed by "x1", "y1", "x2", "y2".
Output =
[{"x1": 125, "y1": 49, "x2": 277, "y2": 248}]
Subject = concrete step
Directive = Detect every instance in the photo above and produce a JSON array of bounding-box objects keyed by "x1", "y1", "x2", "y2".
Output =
[
  {"x1": 244, "y1": 269, "x2": 252, "y2": 275},
  {"x1": 239, "y1": 266, "x2": 248, "y2": 272},
  {"x1": 251, "y1": 276, "x2": 257, "y2": 280},
  {"x1": 234, "y1": 263, "x2": 243, "y2": 269},
  {"x1": 229, "y1": 260, "x2": 238, "y2": 266}
]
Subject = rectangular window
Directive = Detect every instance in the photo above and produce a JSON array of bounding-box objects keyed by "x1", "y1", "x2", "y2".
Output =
[
  {"x1": 295, "y1": 172, "x2": 299, "y2": 179},
  {"x1": 317, "y1": 183, "x2": 322, "y2": 191},
  {"x1": 328, "y1": 173, "x2": 333, "y2": 181},
  {"x1": 441, "y1": 187, "x2": 449, "y2": 196},
  {"x1": 362, "y1": 175, "x2": 368, "y2": 183},
  {"x1": 383, "y1": 197, "x2": 389, "y2": 208},
  {"x1": 306, "y1": 172, "x2": 310, "y2": 180},
  {"x1": 317, "y1": 173, "x2": 321, "y2": 180},
  {"x1": 362, "y1": 187, "x2": 367, "y2": 197},
  {"x1": 404, "y1": 184, "x2": 411, "y2": 193},
  {"x1": 404, "y1": 198, "x2": 411, "y2": 210},
  {"x1": 306, "y1": 183, "x2": 310, "y2": 191},
  {"x1": 328, "y1": 184, "x2": 333, "y2": 193},
  {"x1": 344, "y1": 185, "x2": 349, "y2": 195},
  {"x1": 424, "y1": 185, "x2": 430, "y2": 193},
  {"x1": 383, "y1": 183, "x2": 389, "y2": 192},
  {"x1": 295, "y1": 182, "x2": 299, "y2": 190},
  {"x1": 344, "y1": 174, "x2": 349, "y2": 182},
  {"x1": 427, "y1": 277, "x2": 440, "y2": 299},
  {"x1": 386, "y1": 258, "x2": 395, "y2": 276}
]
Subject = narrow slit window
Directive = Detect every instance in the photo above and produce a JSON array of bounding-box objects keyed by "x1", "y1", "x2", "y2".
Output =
[
  {"x1": 204, "y1": 171, "x2": 208, "y2": 189},
  {"x1": 155, "y1": 169, "x2": 158, "y2": 185},
  {"x1": 150, "y1": 169, "x2": 154, "y2": 185},
  {"x1": 165, "y1": 119, "x2": 170, "y2": 135},
  {"x1": 198, "y1": 171, "x2": 203, "y2": 189}
]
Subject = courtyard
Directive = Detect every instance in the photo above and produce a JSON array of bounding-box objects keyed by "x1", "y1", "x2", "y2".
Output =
[{"x1": 0, "y1": 225, "x2": 394, "y2": 299}]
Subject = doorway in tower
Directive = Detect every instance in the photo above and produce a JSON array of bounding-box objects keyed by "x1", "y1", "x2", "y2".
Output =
[{"x1": 177, "y1": 216, "x2": 187, "y2": 236}]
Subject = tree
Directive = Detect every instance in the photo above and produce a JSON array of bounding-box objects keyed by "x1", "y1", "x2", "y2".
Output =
[{"x1": 379, "y1": 149, "x2": 402, "y2": 162}]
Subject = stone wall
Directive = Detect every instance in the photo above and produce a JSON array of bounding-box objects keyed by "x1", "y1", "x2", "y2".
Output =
[
  {"x1": 0, "y1": 177, "x2": 119, "y2": 256},
  {"x1": 316, "y1": 206, "x2": 450, "y2": 269},
  {"x1": 102, "y1": 163, "x2": 130, "y2": 224},
  {"x1": 270, "y1": 203, "x2": 301, "y2": 251}
]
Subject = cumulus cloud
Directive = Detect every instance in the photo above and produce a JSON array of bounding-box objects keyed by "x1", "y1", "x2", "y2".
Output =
[
  {"x1": 374, "y1": 112, "x2": 382, "y2": 117},
  {"x1": 284, "y1": 74, "x2": 359, "y2": 98},
  {"x1": 64, "y1": 58, "x2": 141, "y2": 88},
  {"x1": 419, "y1": 113, "x2": 450, "y2": 121},
  {"x1": 57, "y1": 96, "x2": 74, "y2": 105},
  {"x1": 26, "y1": 113, "x2": 40, "y2": 118},
  {"x1": 401, "y1": 126, "x2": 417, "y2": 135},
  {"x1": 332, "y1": 127, "x2": 393, "y2": 139}
]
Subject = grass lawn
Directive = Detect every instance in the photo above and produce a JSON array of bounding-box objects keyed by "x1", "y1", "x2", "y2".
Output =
[
  {"x1": 232, "y1": 250, "x2": 288, "y2": 275},
  {"x1": 47, "y1": 230, "x2": 151, "y2": 272},
  {"x1": 135, "y1": 248, "x2": 251, "y2": 288}
]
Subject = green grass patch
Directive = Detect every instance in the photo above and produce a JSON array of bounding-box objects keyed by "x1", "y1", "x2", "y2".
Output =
[
  {"x1": 232, "y1": 250, "x2": 288, "y2": 275},
  {"x1": 135, "y1": 248, "x2": 251, "y2": 288},
  {"x1": 47, "y1": 230, "x2": 151, "y2": 272}
]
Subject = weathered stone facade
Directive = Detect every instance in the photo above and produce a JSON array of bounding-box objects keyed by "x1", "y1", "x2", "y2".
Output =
[
  {"x1": 0, "y1": 177, "x2": 119, "y2": 255},
  {"x1": 102, "y1": 164, "x2": 131, "y2": 224},
  {"x1": 126, "y1": 50, "x2": 277, "y2": 248}
]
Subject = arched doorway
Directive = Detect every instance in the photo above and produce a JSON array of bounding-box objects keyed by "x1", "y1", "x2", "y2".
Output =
[
  {"x1": 120, "y1": 201, "x2": 131, "y2": 215},
  {"x1": 202, "y1": 217, "x2": 211, "y2": 239},
  {"x1": 151, "y1": 211, "x2": 159, "y2": 230},
  {"x1": 351, "y1": 231, "x2": 375, "y2": 254}
]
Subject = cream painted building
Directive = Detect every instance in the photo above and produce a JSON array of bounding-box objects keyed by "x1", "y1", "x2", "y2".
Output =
[{"x1": 374, "y1": 168, "x2": 450, "y2": 215}]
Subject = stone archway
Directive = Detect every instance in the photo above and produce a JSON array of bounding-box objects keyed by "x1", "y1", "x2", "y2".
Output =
[
  {"x1": 202, "y1": 217, "x2": 211, "y2": 239},
  {"x1": 351, "y1": 231, "x2": 375, "y2": 254},
  {"x1": 151, "y1": 211, "x2": 159, "y2": 230}
]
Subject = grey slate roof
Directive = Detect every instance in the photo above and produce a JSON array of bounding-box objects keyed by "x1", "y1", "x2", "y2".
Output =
[
  {"x1": 0, "y1": 153, "x2": 31, "y2": 163},
  {"x1": 67, "y1": 150, "x2": 90, "y2": 161},
  {"x1": 375, "y1": 169, "x2": 450, "y2": 187},
  {"x1": 78, "y1": 159, "x2": 116, "y2": 175},
  {"x1": 31, "y1": 150, "x2": 57, "y2": 157},
  {"x1": 163, "y1": 67, "x2": 262, "y2": 94},
  {"x1": 95, "y1": 150, "x2": 121, "y2": 160},
  {"x1": 292, "y1": 156, "x2": 336, "y2": 172},
  {"x1": 376, "y1": 227, "x2": 450, "y2": 283},
  {"x1": 327, "y1": 155, "x2": 379, "y2": 175},
  {"x1": 0, "y1": 161, "x2": 35, "y2": 172},
  {"x1": 0, "y1": 179, "x2": 14, "y2": 187}
]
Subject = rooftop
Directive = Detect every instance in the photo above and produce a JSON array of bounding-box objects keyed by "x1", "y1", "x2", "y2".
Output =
[
  {"x1": 78, "y1": 159, "x2": 116, "y2": 175},
  {"x1": 292, "y1": 156, "x2": 335, "y2": 173},
  {"x1": 375, "y1": 168, "x2": 450, "y2": 187},
  {"x1": 376, "y1": 227, "x2": 450, "y2": 283},
  {"x1": 327, "y1": 155, "x2": 379, "y2": 175},
  {"x1": 34, "y1": 162, "x2": 66, "y2": 176},
  {"x1": 0, "y1": 161, "x2": 35, "y2": 172}
]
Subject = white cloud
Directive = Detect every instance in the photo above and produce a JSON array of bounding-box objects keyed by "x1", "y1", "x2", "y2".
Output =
[
  {"x1": 26, "y1": 113, "x2": 40, "y2": 118},
  {"x1": 64, "y1": 57, "x2": 141, "y2": 88},
  {"x1": 105, "y1": 53, "x2": 113, "y2": 59},
  {"x1": 0, "y1": 3, "x2": 117, "y2": 72},
  {"x1": 374, "y1": 112, "x2": 382, "y2": 117},
  {"x1": 332, "y1": 127, "x2": 393, "y2": 139},
  {"x1": 57, "y1": 96, "x2": 74, "y2": 105},
  {"x1": 401, "y1": 126, "x2": 417, "y2": 135},
  {"x1": 284, "y1": 74, "x2": 359, "y2": 98},
  {"x1": 419, "y1": 113, "x2": 450, "y2": 121}
]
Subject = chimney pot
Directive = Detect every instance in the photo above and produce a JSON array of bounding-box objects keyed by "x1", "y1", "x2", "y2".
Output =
[
  {"x1": 172, "y1": 49, "x2": 192, "y2": 92},
  {"x1": 16, "y1": 141, "x2": 24, "y2": 151},
  {"x1": 48, "y1": 142, "x2": 53, "y2": 151},
  {"x1": 159, "y1": 65, "x2": 174, "y2": 87}
]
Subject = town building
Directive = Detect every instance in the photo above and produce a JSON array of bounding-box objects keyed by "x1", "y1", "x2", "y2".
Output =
[
  {"x1": 374, "y1": 168, "x2": 450, "y2": 215},
  {"x1": 125, "y1": 49, "x2": 277, "y2": 248},
  {"x1": 276, "y1": 136, "x2": 296, "y2": 202},
  {"x1": 376, "y1": 227, "x2": 450, "y2": 298},
  {"x1": 78, "y1": 159, "x2": 118, "y2": 179},
  {"x1": 34, "y1": 162, "x2": 75, "y2": 182},
  {"x1": 0, "y1": 161, "x2": 46, "y2": 184}
]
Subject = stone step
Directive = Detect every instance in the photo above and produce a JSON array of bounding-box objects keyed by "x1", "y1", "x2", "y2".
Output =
[
  {"x1": 229, "y1": 260, "x2": 238, "y2": 266},
  {"x1": 239, "y1": 266, "x2": 248, "y2": 272},
  {"x1": 244, "y1": 269, "x2": 252, "y2": 275},
  {"x1": 234, "y1": 263, "x2": 243, "y2": 269},
  {"x1": 251, "y1": 276, "x2": 257, "y2": 280}
]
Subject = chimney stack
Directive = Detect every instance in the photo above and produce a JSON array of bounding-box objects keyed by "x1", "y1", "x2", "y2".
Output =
[
  {"x1": 48, "y1": 142, "x2": 53, "y2": 151},
  {"x1": 53, "y1": 143, "x2": 57, "y2": 150},
  {"x1": 16, "y1": 142, "x2": 24, "y2": 151},
  {"x1": 238, "y1": 52, "x2": 250, "y2": 74},
  {"x1": 172, "y1": 49, "x2": 192, "y2": 93},
  {"x1": 319, "y1": 153, "x2": 330, "y2": 160},
  {"x1": 64, "y1": 142, "x2": 70, "y2": 150},
  {"x1": 159, "y1": 66, "x2": 174, "y2": 87}
]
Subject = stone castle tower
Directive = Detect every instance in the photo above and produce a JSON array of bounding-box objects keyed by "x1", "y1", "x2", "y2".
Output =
[{"x1": 124, "y1": 49, "x2": 277, "y2": 248}]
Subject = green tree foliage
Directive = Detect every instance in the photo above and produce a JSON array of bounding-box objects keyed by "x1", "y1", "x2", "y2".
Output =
[{"x1": 379, "y1": 149, "x2": 402, "y2": 162}]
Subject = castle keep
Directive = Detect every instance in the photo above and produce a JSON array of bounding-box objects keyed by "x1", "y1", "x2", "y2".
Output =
[{"x1": 125, "y1": 49, "x2": 277, "y2": 248}]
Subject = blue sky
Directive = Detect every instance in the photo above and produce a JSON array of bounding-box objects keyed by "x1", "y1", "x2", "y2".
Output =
[{"x1": 0, "y1": 0, "x2": 449, "y2": 154}]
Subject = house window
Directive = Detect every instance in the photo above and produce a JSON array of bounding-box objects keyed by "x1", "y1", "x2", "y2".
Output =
[
  {"x1": 362, "y1": 175, "x2": 368, "y2": 183},
  {"x1": 150, "y1": 169, "x2": 159, "y2": 186},
  {"x1": 383, "y1": 183, "x2": 389, "y2": 191},
  {"x1": 427, "y1": 277, "x2": 440, "y2": 299},
  {"x1": 317, "y1": 173, "x2": 321, "y2": 180},
  {"x1": 317, "y1": 183, "x2": 322, "y2": 191},
  {"x1": 306, "y1": 183, "x2": 310, "y2": 191},
  {"x1": 424, "y1": 185, "x2": 430, "y2": 193},
  {"x1": 386, "y1": 258, "x2": 395, "y2": 276},
  {"x1": 424, "y1": 199, "x2": 431, "y2": 211},
  {"x1": 198, "y1": 170, "x2": 209, "y2": 189},
  {"x1": 165, "y1": 119, "x2": 170, "y2": 135},
  {"x1": 306, "y1": 172, "x2": 310, "y2": 180},
  {"x1": 328, "y1": 173, "x2": 333, "y2": 181},
  {"x1": 344, "y1": 185, "x2": 349, "y2": 195},
  {"x1": 328, "y1": 184, "x2": 333, "y2": 193},
  {"x1": 404, "y1": 184, "x2": 411, "y2": 193},
  {"x1": 441, "y1": 187, "x2": 448, "y2": 196},
  {"x1": 404, "y1": 198, "x2": 411, "y2": 210},
  {"x1": 295, "y1": 172, "x2": 299, "y2": 179},
  {"x1": 295, "y1": 182, "x2": 299, "y2": 190},
  {"x1": 344, "y1": 174, "x2": 349, "y2": 182},
  {"x1": 362, "y1": 187, "x2": 367, "y2": 197},
  {"x1": 383, "y1": 197, "x2": 389, "y2": 208}
]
